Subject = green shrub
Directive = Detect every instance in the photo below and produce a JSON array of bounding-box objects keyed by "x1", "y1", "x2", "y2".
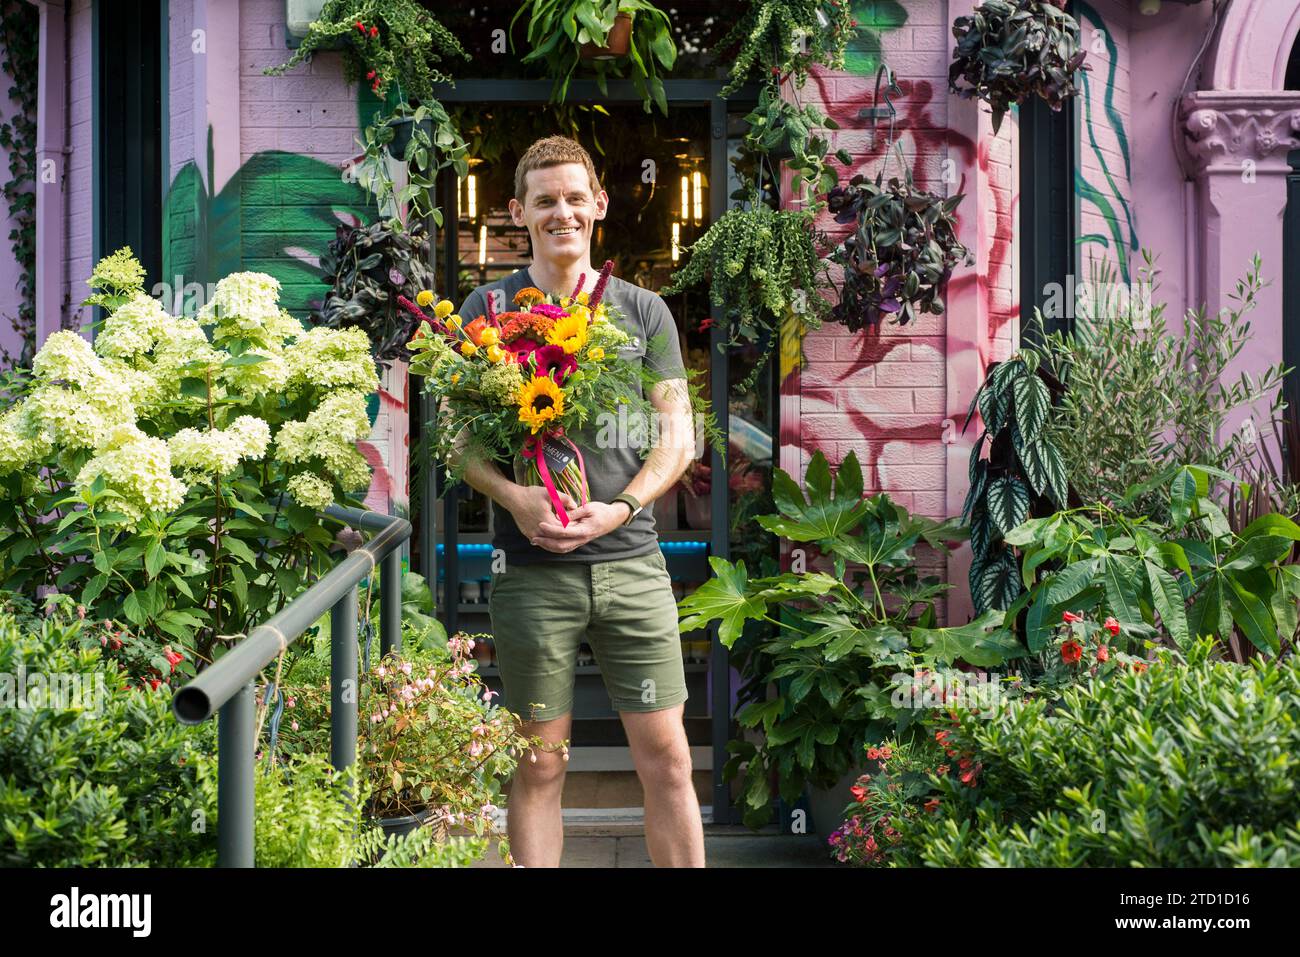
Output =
[
  {"x1": 892, "y1": 639, "x2": 1300, "y2": 866},
  {"x1": 0, "y1": 602, "x2": 217, "y2": 866}
]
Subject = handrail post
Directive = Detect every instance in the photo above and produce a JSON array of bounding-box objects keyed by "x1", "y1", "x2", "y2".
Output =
[
  {"x1": 217, "y1": 682, "x2": 255, "y2": 868},
  {"x1": 331, "y1": 587, "x2": 359, "y2": 776},
  {"x1": 381, "y1": 547, "x2": 402, "y2": 656}
]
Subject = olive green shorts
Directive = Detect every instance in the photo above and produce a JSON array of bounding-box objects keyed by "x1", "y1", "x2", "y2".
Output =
[{"x1": 487, "y1": 549, "x2": 688, "y2": 722}]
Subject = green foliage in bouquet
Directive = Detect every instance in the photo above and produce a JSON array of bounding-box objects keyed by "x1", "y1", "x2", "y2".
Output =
[
  {"x1": 949, "y1": 0, "x2": 1088, "y2": 134},
  {"x1": 677, "y1": 450, "x2": 1021, "y2": 828},
  {"x1": 0, "y1": 250, "x2": 379, "y2": 668},
  {"x1": 717, "y1": 0, "x2": 855, "y2": 98},
  {"x1": 511, "y1": 0, "x2": 678, "y2": 115},
  {"x1": 892, "y1": 638, "x2": 1300, "y2": 867}
]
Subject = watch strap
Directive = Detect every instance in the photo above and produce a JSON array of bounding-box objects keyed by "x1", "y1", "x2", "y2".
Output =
[{"x1": 613, "y1": 492, "x2": 643, "y2": 525}]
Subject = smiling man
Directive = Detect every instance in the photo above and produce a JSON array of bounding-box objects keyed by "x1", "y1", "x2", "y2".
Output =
[{"x1": 453, "y1": 135, "x2": 704, "y2": 868}]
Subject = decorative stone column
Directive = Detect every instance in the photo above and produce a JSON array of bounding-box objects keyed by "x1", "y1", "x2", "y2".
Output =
[{"x1": 1180, "y1": 90, "x2": 1300, "y2": 457}]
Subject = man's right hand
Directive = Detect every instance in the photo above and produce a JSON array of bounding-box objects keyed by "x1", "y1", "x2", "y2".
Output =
[{"x1": 507, "y1": 484, "x2": 579, "y2": 549}]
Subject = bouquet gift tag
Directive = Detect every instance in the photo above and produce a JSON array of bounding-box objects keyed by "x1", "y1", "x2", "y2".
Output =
[{"x1": 541, "y1": 436, "x2": 576, "y2": 475}]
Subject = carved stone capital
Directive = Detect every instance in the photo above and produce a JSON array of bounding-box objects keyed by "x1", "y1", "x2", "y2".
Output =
[{"x1": 1180, "y1": 91, "x2": 1300, "y2": 175}]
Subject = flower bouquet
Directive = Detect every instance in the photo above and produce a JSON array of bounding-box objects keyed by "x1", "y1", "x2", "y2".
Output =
[{"x1": 405, "y1": 261, "x2": 713, "y2": 526}]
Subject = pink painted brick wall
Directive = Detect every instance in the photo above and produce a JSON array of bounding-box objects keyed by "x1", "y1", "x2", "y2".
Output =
[{"x1": 64, "y1": 0, "x2": 93, "y2": 333}]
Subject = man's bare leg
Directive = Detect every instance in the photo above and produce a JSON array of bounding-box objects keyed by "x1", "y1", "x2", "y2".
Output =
[
  {"x1": 506, "y1": 713, "x2": 572, "y2": 867},
  {"x1": 621, "y1": 704, "x2": 705, "y2": 867}
]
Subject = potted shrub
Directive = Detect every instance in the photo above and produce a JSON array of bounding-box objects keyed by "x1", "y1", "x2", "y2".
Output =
[
  {"x1": 318, "y1": 219, "x2": 436, "y2": 367},
  {"x1": 825, "y1": 149, "x2": 973, "y2": 330},
  {"x1": 511, "y1": 0, "x2": 678, "y2": 115},
  {"x1": 949, "y1": 0, "x2": 1089, "y2": 133},
  {"x1": 716, "y1": 0, "x2": 856, "y2": 98},
  {"x1": 661, "y1": 203, "x2": 832, "y2": 389},
  {"x1": 677, "y1": 450, "x2": 1018, "y2": 836},
  {"x1": 276, "y1": 631, "x2": 565, "y2": 851}
]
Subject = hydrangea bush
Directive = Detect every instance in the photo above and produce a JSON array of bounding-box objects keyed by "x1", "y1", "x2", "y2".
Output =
[{"x1": 0, "y1": 249, "x2": 380, "y2": 671}]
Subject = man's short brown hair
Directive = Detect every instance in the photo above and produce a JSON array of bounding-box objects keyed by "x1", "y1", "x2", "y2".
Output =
[{"x1": 514, "y1": 135, "x2": 602, "y2": 205}]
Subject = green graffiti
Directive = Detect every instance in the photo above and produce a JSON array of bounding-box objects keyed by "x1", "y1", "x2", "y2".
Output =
[
  {"x1": 1074, "y1": 2, "x2": 1138, "y2": 282},
  {"x1": 1076, "y1": 232, "x2": 1111, "y2": 248},
  {"x1": 162, "y1": 129, "x2": 373, "y2": 319},
  {"x1": 843, "y1": 1, "x2": 908, "y2": 76}
]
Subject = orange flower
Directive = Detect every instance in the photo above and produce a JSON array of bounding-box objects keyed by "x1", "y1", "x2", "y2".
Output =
[
  {"x1": 513, "y1": 286, "x2": 546, "y2": 307},
  {"x1": 500, "y1": 311, "x2": 556, "y2": 345},
  {"x1": 1061, "y1": 640, "x2": 1083, "y2": 665},
  {"x1": 464, "y1": 315, "x2": 489, "y2": 346}
]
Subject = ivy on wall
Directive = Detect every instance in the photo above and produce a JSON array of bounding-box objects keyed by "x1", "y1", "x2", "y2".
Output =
[{"x1": 0, "y1": 0, "x2": 37, "y2": 368}]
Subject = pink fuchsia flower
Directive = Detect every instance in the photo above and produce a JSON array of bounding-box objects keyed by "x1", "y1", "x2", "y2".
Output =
[
  {"x1": 401, "y1": 662, "x2": 412, "y2": 675},
  {"x1": 850, "y1": 784, "x2": 868, "y2": 802},
  {"x1": 1096, "y1": 645, "x2": 1110, "y2": 662},
  {"x1": 1103, "y1": 616, "x2": 1121, "y2": 637},
  {"x1": 287, "y1": 697, "x2": 296, "y2": 708},
  {"x1": 1062, "y1": 611, "x2": 1083, "y2": 623}
]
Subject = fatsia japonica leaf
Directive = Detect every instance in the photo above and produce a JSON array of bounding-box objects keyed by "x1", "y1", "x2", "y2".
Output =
[
  {"x1": 909, "y1": 610, "x2": 1024, "y2": 666},
  {"x1": 759, "y1": 450, "x2": 871, "y2": 541},
  {"x1": 676, "y1": 557, "x2": 768, "y2": 647}
]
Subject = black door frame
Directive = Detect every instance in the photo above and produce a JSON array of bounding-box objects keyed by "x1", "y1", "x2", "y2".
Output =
[{"x1": 421, "y1": 77, "x2": 761, "y2": 824}]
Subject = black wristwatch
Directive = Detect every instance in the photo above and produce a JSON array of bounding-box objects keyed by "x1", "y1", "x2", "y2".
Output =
[{"x1": 613, "y1": 492, "x2": 644, "y2": 526}]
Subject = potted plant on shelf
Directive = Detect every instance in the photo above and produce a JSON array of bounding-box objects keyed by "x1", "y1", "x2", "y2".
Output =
[
  {"x1": 716, "y1": 0, "x2": 856, "y2": 98},
  {"x1": 510, "y1": 0, "x2": 678, "y2": 115},
  {"x1": 949, "y1": 0, "x2": 1089, "y2": 133},
  {"x1": 677, "y1": 450, "x2": 1010, "y2": 837},
  {"x1": 825, "y1": 146, "x2": 973, "y2": 331}
]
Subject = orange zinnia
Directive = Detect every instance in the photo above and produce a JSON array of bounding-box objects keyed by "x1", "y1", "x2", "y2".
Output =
[{"x1": 513, "y1": 286, "x2": 546, "y2": 307}]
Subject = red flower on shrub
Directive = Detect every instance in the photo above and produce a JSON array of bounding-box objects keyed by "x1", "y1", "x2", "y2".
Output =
[
  {"x1": 163, "y1": 646, "x2": 185, "y2": 673},
  {"x1": 924, "y1": 797, "x2": 940, "y2": 813},
  {"x1": 355, "y1": 21, "x2": 365, "y2": 32},
  {"x1": 369, "y1": 25, "x2": 378, "y2": 37},
  {"x1": 1096, "y1": 645, "x2": 1109, "y2": 663},
  {"x1": 850, "y1": 784, "x2": 868, "y2": 803},
  {"x1": 1104, "y1": 616, "x2": 1120, "y2": 637},
  {"x1": 1061, "y1": 640, "x2": 1083, "y2": 664},
  {"x1": 1062, "y1": 611, "x2": 1083, "y2": 623}
]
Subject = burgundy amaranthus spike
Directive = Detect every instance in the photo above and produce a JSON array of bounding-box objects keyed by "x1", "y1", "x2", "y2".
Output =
[
  {"x1": 589, "y1": 260, "x2": 614, "y2": 310},
  {"x1": 485, "y1": 288, "x2": 498, "y2": 327},
  {"x1": 570, "y1": 273, "x2": 587, "y2": 299},
  {"x1": 396, "y1": 295, "x2": 432, "y2": 324}
]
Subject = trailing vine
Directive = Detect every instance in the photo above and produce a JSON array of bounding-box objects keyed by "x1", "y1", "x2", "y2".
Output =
[{"x1": 0, "y1": 0, "x2": 38, "y2": 368}]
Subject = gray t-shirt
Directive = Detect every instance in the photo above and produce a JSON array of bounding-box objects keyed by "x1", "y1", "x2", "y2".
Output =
[{"x1": 456, "y1": 267, "x2": 687, "y2": 565}]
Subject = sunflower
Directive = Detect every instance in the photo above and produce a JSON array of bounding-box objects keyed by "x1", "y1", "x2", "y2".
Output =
[
  {"x1": 517, "y1": 374, "x2": 565, "y2": 433},
  {"x1": 546, "y1": 312, "x2": 589, "y2": 355}
]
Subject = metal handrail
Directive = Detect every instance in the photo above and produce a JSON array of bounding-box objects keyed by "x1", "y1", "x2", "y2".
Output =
[{"x1": 171, "y1": 503, "x2": 412, "y2": 867}]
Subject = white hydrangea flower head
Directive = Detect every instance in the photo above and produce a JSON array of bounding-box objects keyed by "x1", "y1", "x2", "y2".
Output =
[
  {"x1": 102, "y1": 357, "x2": 168, "y2": 416},
  {"x1": 32, "y1": 330, "x2": 102, "y2": 387},
  {"x1": 306, "y1": 389, "x2": 372, "y2": 443},
  {"x1": 285, "y1": 472, "x2": 334, "y2": 510},
  {"x1": 169, "y1": 415, "x2": 272, "y2": 480},
  {"x1": 220, "y1": 348, "x2": 291, "y2": 397},
  {"x1": 75, "y1": 434, "x2": 187, "y2": 526},
  {"x1": 285, "y1": 326, "x2": 379, "y2": 393},
  {"x1": 0, "y1": 402, "x2": 53, "y2": 475},
  {"x1": 273, "y1": 389, "x2": 373, "y2": 491},
  {"x1": 94, "y1": 293, "x2": 174, "y2": 359},
  {"x1": 25, "y1": 374, "x2": 137, "y2": 452},
  {"x1": 199, "y1": 272, "x2": 282, "y2": 329}
]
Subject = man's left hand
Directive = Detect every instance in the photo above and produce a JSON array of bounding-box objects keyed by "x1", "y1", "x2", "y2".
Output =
[{"x1": 532, "y1": 501, "x2": 628, "y2": 553}]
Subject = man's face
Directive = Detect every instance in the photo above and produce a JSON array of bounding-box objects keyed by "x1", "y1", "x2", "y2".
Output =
[{"x1": 509, "y1": 163, "x2": 608, "y2": 263}]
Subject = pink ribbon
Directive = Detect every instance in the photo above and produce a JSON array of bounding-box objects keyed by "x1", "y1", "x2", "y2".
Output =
[{"x1": 522, "y1": 429, "x2": 588, "y2": 528}]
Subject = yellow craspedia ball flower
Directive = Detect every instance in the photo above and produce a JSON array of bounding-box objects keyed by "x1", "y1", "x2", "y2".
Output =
[
  {"x1": 435, "y1": 299, "x2": 454, "y2": 320},
  {"x1": 479, "y1": 328, "x2": 499, "y2": 346},
  {"x1": 447, "y1": 314, "x2": 463, "y2": 327},
  {"x1": 587, "y1": 346, "x2": 605, "y2": 361},
  {"x1": 415, "y1": 290, "x2": 435, "y2": 308},
  {"x1": 460, "y1": 341, "x2": 478, "y2": 357},
  {"x1": 486, "y1": 344, "x2": 504, "y2": 363}
]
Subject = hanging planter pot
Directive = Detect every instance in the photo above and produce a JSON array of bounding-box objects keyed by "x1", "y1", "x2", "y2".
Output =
[
  {"x1": 579, "y1": 10, "x2": 634, "y2": 59},
  {"x1": 385, "y1": 114, "x2": 433, "y2": 162},
  {"x1": 374, "y1": 806, "x2": 444, "y2": 841}
]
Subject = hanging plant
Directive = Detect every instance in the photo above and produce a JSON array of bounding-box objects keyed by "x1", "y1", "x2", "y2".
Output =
[
  {"x1": 732, "y1": 82, "x2": 851, "y2": 199},
  {"x1": 661, "y1": 204, "x2": 831, "y2": 388},
  {"x1": 357, "y1": 100, "x2": 468, "y2": 231},
  {"x1": 317, "y1": 219, "x2": 435, "y2": 368},
  {"x1": 0, "y1": 0, "x2": 37, "y2": 368},
  {"x1": 716, "y1": 0, "x2": 855, "y2": 98},
  {"x1": 825, "y1": 147, "x2": 972, "y2": 330},
  {"x1": 949, "y1": 0, "x2": 1088, "y2": 134},
  {"x1": 265, "y1": 0, "x2": 467, "y2": 105},
  {"x1": 510, "y1": 0, "x2": 678, "y2": 115}
]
